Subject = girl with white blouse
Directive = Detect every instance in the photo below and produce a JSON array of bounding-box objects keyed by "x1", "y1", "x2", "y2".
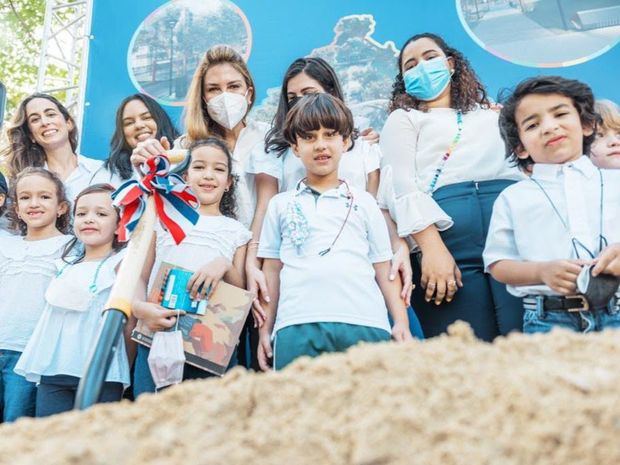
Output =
[
  {"x1": 380, "y1": 33, "x2": 524, "y2": 341},
  {"x1": 131, "y1": 138, "x2": 251, "y2": 396},
  {"x1": 0, "y1": 168, "x2": 71, "y2": 421},
  {"x1": 15, "y1": 184, "x2": 129, "y2": 417}
]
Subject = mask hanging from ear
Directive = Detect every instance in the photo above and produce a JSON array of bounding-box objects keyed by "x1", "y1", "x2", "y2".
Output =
[
  {"x1": 403, "y1": 57, "x2": 453, "y2": 102},
  {"x1": 206, "y1": 91, "x2": 249, "y2": 130}
]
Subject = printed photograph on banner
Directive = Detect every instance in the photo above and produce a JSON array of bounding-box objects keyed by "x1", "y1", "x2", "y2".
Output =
[
  {"x1": 457, "y1": 0, "x2": 620, "y2": 67},
  {"x1": 127, "y1": 0, "x2": 252, "y2": 106}
]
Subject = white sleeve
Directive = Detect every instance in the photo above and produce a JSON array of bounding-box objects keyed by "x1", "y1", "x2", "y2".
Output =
[
  {"x1": 245, "y1": 143, "x2": 282, "y2": 180},
  {"x1": 233, "y1": 223, "x2": 253, "y2": 249},
  {"x1": 483, "y1": 192, "x2": 521, "y2": 271},
  {"x1": 257, "y1": 196, "x2": 282, "y2": 259},
  {"x1": 361, "y1": 139, "x2": 381, "y2": 175},
  {"x1": 362, "y1": 193, "x2": 393, "y2": 263},
  {"x1": 379, "y1": 109, "x2": 453, "y2": 238}
]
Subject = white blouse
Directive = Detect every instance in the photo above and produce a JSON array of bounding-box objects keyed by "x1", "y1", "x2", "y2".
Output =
[
  {"x1": 15, "y1": 250, "x2": 130, "y2": 386},
  {"x1": 247, "y1": 138, "x2": 381, "y2": 193},
  {"x1": 46, "y1": 155, "x2": 123, "y2": 203},
  {"x1": 174, "y1": 120, "x2": 269, "y2": 228},
  {"x1": 0, "y1": 234, "x2": 71, "y2": 352},
  {"x1": 379, "y1": 107, "x2": 523, "y2": 239},
  {"x1": 148, "y1": 215, "x2": 252, "y2": 293}
]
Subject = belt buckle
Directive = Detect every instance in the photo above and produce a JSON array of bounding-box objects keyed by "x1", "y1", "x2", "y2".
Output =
[{"x1": 566, "y1": 295, "x2": 590, "y2": 312}]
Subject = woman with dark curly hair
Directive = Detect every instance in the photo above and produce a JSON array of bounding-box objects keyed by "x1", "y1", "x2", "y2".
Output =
[{"x1": 379, "y1": 33, "x2": 523, "y2": 341}]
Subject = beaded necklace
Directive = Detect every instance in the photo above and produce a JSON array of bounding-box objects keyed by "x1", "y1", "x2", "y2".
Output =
[{"x1": 426, "y1": 110, "x2": 463, "y2": 194}]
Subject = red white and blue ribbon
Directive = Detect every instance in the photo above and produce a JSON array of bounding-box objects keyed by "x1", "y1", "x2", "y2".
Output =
[{"x1": 112, "y1": 155, "x2": 199, "y2": 245}]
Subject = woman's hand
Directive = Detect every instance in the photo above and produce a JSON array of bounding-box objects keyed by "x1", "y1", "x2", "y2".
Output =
[
  {"x1": 246, "y1": 261, "x2": 270, "y2": 328},
  {"x1": 390, "y1": 240, "x2": 414, "y2": 304},
  {"x1": 419, "y1": 243, "x2": 463, "y2": 305},
  {"x1": 187, "y1": 257, "x2": 232, "y2": 300},
  {"x1": 360, "y1": 127, "x2": 380, "y2": 145},
  {"x1": 257, "y1": 331, "x2": 273, "y2": 371},
  {"x1": 132, "y1": 301, "x2": 184, "y2": 332},
  {"x1": 130, "y1": 136, "x2": 170, "y2": 169}
]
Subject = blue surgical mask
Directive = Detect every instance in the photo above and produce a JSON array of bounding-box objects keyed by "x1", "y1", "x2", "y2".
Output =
[{"x1": 403, "y1": 57, "x2": 452, "y2": 101}]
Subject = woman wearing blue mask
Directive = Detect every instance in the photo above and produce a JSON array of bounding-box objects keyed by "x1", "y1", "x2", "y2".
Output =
[{"x1": 379, "y1": 33, "x2": 524, "y2": 341}]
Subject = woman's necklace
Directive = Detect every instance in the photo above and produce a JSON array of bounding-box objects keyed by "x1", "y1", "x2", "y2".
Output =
[{"x1": 427, "y1": 110, "x2": 463, "y2": 194}]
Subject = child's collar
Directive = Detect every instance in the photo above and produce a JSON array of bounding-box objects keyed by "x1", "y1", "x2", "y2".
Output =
[
  {"x1": 531, "y1": 155, "x2": 597, "y2": 181},
  {"x1": 294, "y1": 179, "x2": 351, "y2": 199}
]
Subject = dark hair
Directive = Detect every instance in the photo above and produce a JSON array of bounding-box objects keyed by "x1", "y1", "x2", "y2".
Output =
[
  {"x1": 389, "y1": 33, "x2": 489, "y2": 114},
  {"x1": 265, "y1": 57, "x2": 357, "y2": 156},
  {"x1": 62, "y1": 183, "x2": 125, "y2": 263},
  {"x1": 498, "y1": 76, "x2": 600, "y2": 170},
  {"x1": 174, "y1": 137, "x2": 237, "y2": 219},
  {"x1": 9, "y1": 167, "x2": 71, "y2": 236},
  {"x1": 0, "y1": 172, "x2": 7, "y2": 217},
  {"x1": 106, "y1": 94, "x2": 180, "y2": 180},
  {"x1": 1, "y1": 93, "x2": 79, "y2": 179},
  {"x1": 283, "y1": 93, "x2": 354, "y2": 147}
]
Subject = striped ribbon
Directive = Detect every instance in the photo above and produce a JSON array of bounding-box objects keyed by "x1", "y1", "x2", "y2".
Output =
[{"x1": 112, "y1": 155, "x2": 199, "y2": 245}]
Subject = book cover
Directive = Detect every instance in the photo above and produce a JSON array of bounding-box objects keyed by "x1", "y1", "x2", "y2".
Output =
[{"x1": 132, "y1": 262, "x2": 253, "y2": 376}]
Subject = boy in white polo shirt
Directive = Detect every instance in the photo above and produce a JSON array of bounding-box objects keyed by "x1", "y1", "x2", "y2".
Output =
[
  {"x1": 257, "y1": 93, "x2": 412, "y2": 370},
  {"x1": 484, "y1": 76, "x2": 620, "y2": 333}
]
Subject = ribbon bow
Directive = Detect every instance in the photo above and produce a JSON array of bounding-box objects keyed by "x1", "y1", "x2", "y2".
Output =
[{"x1": 112, "y1": 155, "x2": 199, "y2": 245}]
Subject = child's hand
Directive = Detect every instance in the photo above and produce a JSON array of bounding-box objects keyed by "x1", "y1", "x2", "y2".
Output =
[
  {"x1": 391, "y1": 321, "x2": 414, "y2": 342},
  {"x1": 593, "y1": 244, "x2": 620, "y2": 277},
  {"x1": 390, "y1": 241, "x2": 414, "y2": 304},
  {"x1": 246, "y1": 262, "x2": 270, "y2": 328},
  {"x1": 539, "y1": 259, "x2": 590, "y2": 295},
  {"x1": 132, "y1": 301, "x2": 184, "y2": 332},
  {"x1": 187, "y1": 257, "x2": 232, "y2": 300},
  {"x1": 257, "y1": 332, "x2": 273, "y2": 372}
]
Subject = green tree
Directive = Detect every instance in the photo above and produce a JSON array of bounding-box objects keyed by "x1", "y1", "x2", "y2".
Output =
[{"x1": 0, "y1": 0, "x2": 46, "y2": 121}]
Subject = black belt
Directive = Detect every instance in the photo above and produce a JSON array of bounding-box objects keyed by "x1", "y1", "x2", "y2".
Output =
[{"x1": 524, "y1": 295, "x2": 591, "y2": 312}]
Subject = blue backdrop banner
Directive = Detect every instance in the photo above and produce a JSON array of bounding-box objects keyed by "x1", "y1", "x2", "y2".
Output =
[{"x1": 81, "y1": 0, "x2": 620, "y2": 159}]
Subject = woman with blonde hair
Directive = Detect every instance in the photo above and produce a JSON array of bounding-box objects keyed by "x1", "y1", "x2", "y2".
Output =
[{"x1": 131, "y1": 45, "x2": 268, "y2": 228}]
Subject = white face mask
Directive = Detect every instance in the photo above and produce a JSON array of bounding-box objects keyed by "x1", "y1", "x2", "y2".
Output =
[
  {"x1": 206, "y1": 91, "x2": 249, "y2": 130},
  {"x1": 148, "y1": 330, "x2": 186, "y2": 390}
]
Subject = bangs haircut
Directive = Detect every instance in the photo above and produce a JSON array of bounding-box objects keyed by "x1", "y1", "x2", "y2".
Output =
[{"x1": 283, "y1": 93, "x2": 354, "y2": 146}]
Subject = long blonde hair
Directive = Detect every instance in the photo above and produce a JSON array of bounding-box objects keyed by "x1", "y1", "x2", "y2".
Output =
[{"x1": 183, "y1": 45, "x2": 255, "y2": 144}]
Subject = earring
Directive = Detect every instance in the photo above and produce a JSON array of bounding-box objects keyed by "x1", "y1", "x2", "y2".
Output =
[{"x1": 224, "y1": 187, "x2": 229, "y2": 192}]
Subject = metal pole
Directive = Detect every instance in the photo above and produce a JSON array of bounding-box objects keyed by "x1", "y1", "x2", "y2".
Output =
[{"x1": 74, "y1": 310, "x2": 126, "y2": 409}]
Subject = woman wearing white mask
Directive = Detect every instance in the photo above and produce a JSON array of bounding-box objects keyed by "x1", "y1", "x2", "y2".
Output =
[
  {"x1": 131, "y1": 45, "x2": 267, "y2": 229},
  {"x1": 379, "y1": 33, "x2": 523, "y2": 341}
]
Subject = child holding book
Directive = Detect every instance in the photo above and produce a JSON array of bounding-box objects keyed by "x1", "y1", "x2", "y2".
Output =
[
  {"x1": 0, "y1": 167, "x2": 71, "y2": 421},
  {"x1": 15, "y1": 184, "x2": 129, "y2": 417},
  {"x1": 132, "y1": 137, "x2": 251, "y2": 396},
  {"x1": 484, "y1": 76, "x2": 620, "y2": 334},
  {"x1": 257, "y1": 93, "x2": 412, "y2": 371}
]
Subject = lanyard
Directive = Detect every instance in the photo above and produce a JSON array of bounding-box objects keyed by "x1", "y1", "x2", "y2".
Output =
[
  {"x1": 57, "y1": 253, "x2": 113, "y2": 294},
  {"x1": 427, "y1": 110, "x2": 463, "y2": 194},
  {"x1": 530, "y1": 168, "x2": 607, "y2": 259}
]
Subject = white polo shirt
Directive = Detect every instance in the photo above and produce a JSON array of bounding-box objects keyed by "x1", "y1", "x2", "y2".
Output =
[
  {"x1": 483, "y1": 156, "x2": 620, "y2": 297},
  {"x1": 258, "y1": 181, "x2": 392, "y2": 335}
]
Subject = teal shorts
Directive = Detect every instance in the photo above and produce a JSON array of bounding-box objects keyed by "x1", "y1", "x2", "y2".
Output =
[{"x1": 274, "y1": 322, "x2": 391, "y2": 370}]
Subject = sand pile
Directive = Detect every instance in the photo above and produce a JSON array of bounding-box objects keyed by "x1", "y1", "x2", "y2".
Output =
[{"x1": 2, "y1": 323, "x2": 620, "y2": 465}]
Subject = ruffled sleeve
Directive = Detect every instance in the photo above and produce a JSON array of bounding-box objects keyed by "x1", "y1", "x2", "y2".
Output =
[
  {"x1": 233, "y1": 222, "x2": 253, "y2": 250},
  {"x1": 379, "y1": 109, "x2": 453, "y2": 239},
  {"x1": 245, "y1": 143, "x2": 282, "y2": 180}
]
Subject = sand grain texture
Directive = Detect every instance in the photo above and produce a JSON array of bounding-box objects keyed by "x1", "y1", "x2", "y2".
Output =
[{"x1": 2, "y1": 322, "x2": 620, "y2": 465}]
